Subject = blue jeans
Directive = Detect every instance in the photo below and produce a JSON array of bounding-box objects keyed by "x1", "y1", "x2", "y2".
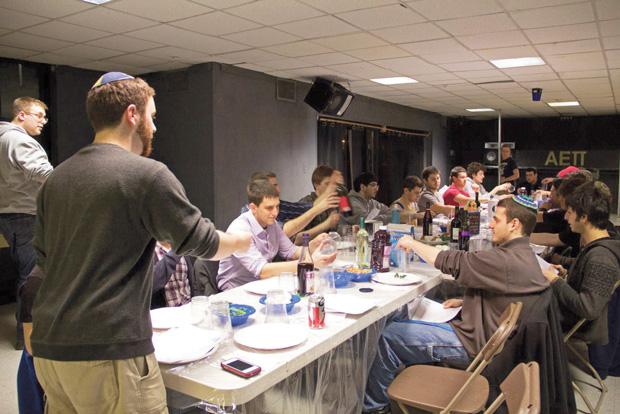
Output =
[
  {"x1": 364, "y1": 320, "x2": 471, "y2": 411},
  {"x1": 17, "y1": 351, "x2": 44, "y2": 414},
  {"x1": 0, "y1": 213, "x2": 37, "y2": 332}
]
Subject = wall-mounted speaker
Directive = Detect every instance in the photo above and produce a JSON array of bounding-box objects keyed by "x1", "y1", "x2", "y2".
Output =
[
  {"x1": 483, "y1": 142, "x2": 515, "y2": 165},
  {"x1": 304, "y1": 78, "x2": 354, "y2": 117}
]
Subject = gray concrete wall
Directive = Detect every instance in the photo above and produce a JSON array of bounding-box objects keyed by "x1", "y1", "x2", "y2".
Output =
[
  {"x1": 143, "y1": 64, "x2": 215, "y2": 220},
  {"x1": 210, "y1": 63, "x2": 448, "y2": 228},
  {"x1": 50, "y1": 66, "x2": 100, "y2": 164}
]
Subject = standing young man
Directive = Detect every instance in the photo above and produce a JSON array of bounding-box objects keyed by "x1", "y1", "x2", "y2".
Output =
[
  {"x1": 0, "y1": 97, "x2": 53, "y2": 349},
  {"x1": 31, "y1": 72, "x2": 250, "y2": 413},
  {"x1": 500, "y1": 144, "x2": 519, "y2": 185}
]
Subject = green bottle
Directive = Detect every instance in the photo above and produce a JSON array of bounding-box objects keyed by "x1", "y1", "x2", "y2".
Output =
[{"x1": 356, "y1": 217, "x2": 369, "y2": 268}]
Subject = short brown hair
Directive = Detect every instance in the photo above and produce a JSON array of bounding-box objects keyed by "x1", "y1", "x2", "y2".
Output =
[
  {"x1": 450, "y1": 166, "x2": 466, "y2": 178},
  {"x1": 422, "y1": 166, "x2": 439, "y2": 180},
  {"x1": 466, "y1": 162, "x2": 486, "y2": 177},
  {"x1": 565, "y1": 181, "x2": 611, "y2": 230},
  {"x1": 557, "y1": 172, "x2": 591, "y2": 199},
  {"x1": 497, "y1": 197, "x2": 537, "y2": 236},
  {"x1": 403, "y1": 175, "x2": 423, "y2": 190},
  {"x1": 250, "y1": 170, "x2": 276, "y2": 182},
  {"x1": 247, "y1": 179, "x2": 279, "y2": 206},
  {"x1": 12, "y1": 97, "x2": 47, "y2": 118},
  {"x1": 86, "y1": 77, "x2": 155, "y2": 132},
  {"x1": 311, "y1": 165, "x2": 334, "y2": 188}
]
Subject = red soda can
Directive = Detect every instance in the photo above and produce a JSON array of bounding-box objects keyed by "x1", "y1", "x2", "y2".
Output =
[{"x1": 308, "y1": 294, "x2": 325, "y2": 329}]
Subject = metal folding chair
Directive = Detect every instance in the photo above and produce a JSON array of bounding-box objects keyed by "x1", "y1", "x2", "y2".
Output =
[{"x1": 387, "y1": 302, "x2": 523, "y2": 414}]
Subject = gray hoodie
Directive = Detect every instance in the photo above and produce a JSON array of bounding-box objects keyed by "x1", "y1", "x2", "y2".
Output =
[
  {"x1": 0, "y1": 122, "x2": 53, "y2": 215},
  {"x1": 346, "y1": 189, "x2": 391, "y2": 225},
  {"x1": 552, "y1": 236, "x2": 620, "y2": 344}
]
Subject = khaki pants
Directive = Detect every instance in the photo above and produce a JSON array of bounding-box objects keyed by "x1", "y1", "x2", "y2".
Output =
[{"x1": 34, "y1": 353, "x2": 168, "y2": 414}]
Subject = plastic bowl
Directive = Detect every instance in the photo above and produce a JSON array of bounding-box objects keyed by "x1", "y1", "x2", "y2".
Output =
[
  {"x1": 333, "y1": 271, "x2": 352, "y2": 288},
  {"x1": 259, "y1": 294, "x2": 301, "y2": 313},
  {"x1": 229, "y1": 304, "x2": 256, "y2": 327}
]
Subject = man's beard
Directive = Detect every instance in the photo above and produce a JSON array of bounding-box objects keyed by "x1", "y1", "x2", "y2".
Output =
[{"x1": 137, "y1": 119, "x2": 153, "y2": 157}]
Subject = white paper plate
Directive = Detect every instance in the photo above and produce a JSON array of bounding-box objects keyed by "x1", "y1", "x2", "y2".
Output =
[
  {"x1": 234, "y1": 323, "x2": 308, "y2": 350},
  {"x1": 243, "y1": 278, "x2": 285, "y2": 295},
  {"x1": 372, "y1": 271, "x2": 423, "y2": 286},
  {"x1": 150, "y1": 304, "x2": 192, "y2": 330},
  {"x1": 324, "y1": 294, "x2": 377, "y2": 315},
  {"x1": 153, "y1": 325, "x2": 221, "y2": 364}
]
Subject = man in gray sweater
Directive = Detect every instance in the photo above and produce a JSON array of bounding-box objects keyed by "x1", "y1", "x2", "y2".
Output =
[
  {"x1": 543, "y1": 181, "x2": 620, "y2": 344},
  {"x1": 0, "y1": 97, "x2": 53, "y2": 349},
  {"x1": 31, "y1": 72, "x2": 250, "y2": 414},
  {"x1": 346, "y1": 172, "x2": 391, "y2": 225},
  {"x1": 363, "y1": 195, "x2": 549, "y2": 413}
]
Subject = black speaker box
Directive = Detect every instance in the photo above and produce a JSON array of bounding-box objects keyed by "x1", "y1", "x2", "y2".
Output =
[{"x1": 304, "y1": 78, "x2": 354, "y2": 117}]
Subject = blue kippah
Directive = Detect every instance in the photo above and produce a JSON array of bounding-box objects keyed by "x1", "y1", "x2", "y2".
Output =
[
  {"x1": 91, "y1": 72, "x2": 134, "y2": 89},
  {"x1": 512, "y1": 195, "x2": 537, "y2": 211}
]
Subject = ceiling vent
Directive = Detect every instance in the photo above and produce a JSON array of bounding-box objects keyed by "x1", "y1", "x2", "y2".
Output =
[{"x1": 276, "y1": 78, "x2": 296, "y2": 102}]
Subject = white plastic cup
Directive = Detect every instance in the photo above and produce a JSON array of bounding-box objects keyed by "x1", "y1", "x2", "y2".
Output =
[
  {"x1": 210, "y1": 299, "x2": 232, "y2": 341},
  {"x1": 317, "y1": 267, "x2": 336, "y2": 295},
  {"x1": 264, "y1": 289, "x2": 289, "y2": 324},
  {"x1": 191, "y1": 296, "x2": 209, "y2": 326}
]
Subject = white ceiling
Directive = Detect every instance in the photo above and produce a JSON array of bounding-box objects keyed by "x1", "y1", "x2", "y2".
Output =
[{"x1": 0, "y1": 0, "x2": 619, "y2": 118}]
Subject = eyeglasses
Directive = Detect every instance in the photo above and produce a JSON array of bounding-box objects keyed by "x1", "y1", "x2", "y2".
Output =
[{"x1": 25, "y1": 112, "x2": 48, "y2": 123}]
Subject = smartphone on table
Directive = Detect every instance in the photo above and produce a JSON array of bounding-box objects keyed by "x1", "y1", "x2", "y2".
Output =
[{"x1": 221, "y1": 358, "x2": 261, "y2": 378}]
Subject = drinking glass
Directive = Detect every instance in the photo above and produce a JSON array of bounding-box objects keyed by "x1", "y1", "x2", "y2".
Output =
[
  {"x1": 398, "y1": 249, "x2": 409, "y2": 272},
  {"x1": 278, "y1": 272, "x2": 297, "y2": 295},
  {"x1": 319, "y1": 237, "x2": 337, "y2": 255},
  {"x1": 316, "y1": 267, "x2": 336, "y2": 295},
  {"x1": 191, "y1": 296, "x2": 209, "y2": 326},
  {"x1": 264, "y1": 289, "x2": 289, "y2": 324},
  {"x1": 210, "y1": 299, "x2": 232, "y2": 341}
]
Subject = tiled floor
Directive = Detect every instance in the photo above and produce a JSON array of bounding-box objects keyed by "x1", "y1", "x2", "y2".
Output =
[
  {"x1": 0, "y1": 303, "x2": 22, "y2": 414},
  {"x1": 0, "y1": 301, "x2": 618, "y2": 414}
]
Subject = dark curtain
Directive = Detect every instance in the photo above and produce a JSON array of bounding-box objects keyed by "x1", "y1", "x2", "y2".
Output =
[
  {"x1": 318, "y1": 120, "x2": 426, "y2": 205},
  {"x1": 376, "y1": 131, "x2": 424, "y2": 205}
]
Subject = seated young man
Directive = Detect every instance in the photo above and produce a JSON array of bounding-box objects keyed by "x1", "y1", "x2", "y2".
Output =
[
  {"x1": 464, "y1": 162, "x2": 511, "y2": 198},
  {"x1": 298, "y1": 165, "x2": 342, "y2": 240},
  {"x1": 246, "y1": 170, "x2": 339, "y2": 239},
  {"x1": 418, "y1": 166, "x2": 454, "y2": 216},
  {"x1": 390, "y1": 175, "x2": 424, "y2": 224},
  {"x1": 543, "y1": 181, "x2": 620, "y2": 344},
  {"x1": 347, "y1": 172, "x2": 391, "y2": 225},
  {"x1": 150, "y1": 241, "x2": 193, "y2": 309},
  {"x1": 363, "y1": 195, "x2": 549, "y2": 414},
  {"x1": 217, "y1": 180, "x2": 336, "y2": 291},
  {"x1": 442, "y1": 166, "x2": 472, "y2": 207}
]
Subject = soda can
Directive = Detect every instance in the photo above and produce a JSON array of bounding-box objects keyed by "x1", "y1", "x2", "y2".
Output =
[{"x1": 308, "y1": 294, "x2": 325, "y2": 329}]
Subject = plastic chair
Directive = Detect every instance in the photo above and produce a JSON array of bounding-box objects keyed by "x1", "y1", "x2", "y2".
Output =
[
  {"x1": 387, "y1": 302, "x2": 523, "y2": 414},
  {"x1": 563, "y1": 280, "x2": 620, "y2": 414},
  {"x1": 484, "y1": 362, "x2": 540, "y2": 414}
]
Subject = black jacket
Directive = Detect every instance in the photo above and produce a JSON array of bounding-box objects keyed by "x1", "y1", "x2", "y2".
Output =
[{"x1": 484, "y1": 289, "x2": 576, "y2": 414}]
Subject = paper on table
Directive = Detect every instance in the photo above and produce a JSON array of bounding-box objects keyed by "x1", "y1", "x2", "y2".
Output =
[
  {"x1": 408, "y1": 297, "x2": 461, "y2": 323},
  {"x1": 536, "y1": 255, "x2": 558, "y2": 274}
]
